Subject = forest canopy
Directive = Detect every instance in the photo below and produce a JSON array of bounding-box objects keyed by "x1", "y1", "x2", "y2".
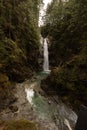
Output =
[
  {"x1": 41, "y1": 0, "x2": 87, "y2": 110},
  {"x1": 0, "y1": 0, "x2": 41, "y2": 110}
]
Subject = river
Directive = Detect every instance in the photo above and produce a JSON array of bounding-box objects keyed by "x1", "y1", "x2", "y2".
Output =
[
  {"x1": 25, "y1": 72, "x2": 77, "y2": 130},
  {"x1": 0, "y1": 72, "x2": 77, "y2": 130}
]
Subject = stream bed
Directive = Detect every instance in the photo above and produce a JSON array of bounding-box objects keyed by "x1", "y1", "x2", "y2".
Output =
[
  {"x1": 0, "y1": 72, "x2": 77, "y2": 130},
  {"x1": 25, "y1": 72, "x2": 77, "y2": 130}
]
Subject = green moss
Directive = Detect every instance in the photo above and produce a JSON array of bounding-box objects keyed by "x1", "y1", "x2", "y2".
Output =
[{"x1": 3, "y1": 120, "x2": 37, "y2": 130}]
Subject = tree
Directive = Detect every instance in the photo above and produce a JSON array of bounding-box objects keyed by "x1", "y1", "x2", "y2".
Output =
[{"x1": 41, "y1": 0, "x2": 87, "y2": 110}]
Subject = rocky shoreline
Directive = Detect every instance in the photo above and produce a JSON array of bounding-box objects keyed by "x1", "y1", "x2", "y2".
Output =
[
  {"x1": 0, "y1": 81, "x2": 36, "y2": 121},
  {"x1": 0, "y1": 80, "x2": 58, "y2": 130},
  {"x1": 0, "y1": 75, "x2": 77, "y2": 130}
]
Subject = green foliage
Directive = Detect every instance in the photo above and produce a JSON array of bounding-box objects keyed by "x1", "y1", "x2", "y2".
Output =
[
  {"x1": 0, "y1": 38, "x2": 23, "y2": 63},
  {"x1": 0, "y1": 0, "x2": 42, "y2": 110},
  {"x1": 0, "y1": 0, "x2": 41, "y2": 80},
  {"x1": 41, "y1": 0, "x2": 87, "y2": 66},
  {"x1": 45, "y1": 51, "x2": 87, "y2": 110},
  {"x1": 41, "y1": 0, "x2": 87, "y2": 110}
]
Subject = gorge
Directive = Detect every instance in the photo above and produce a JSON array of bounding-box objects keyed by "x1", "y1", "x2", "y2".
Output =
[{"x1": 0, "y1": 0, "x2": 87, "y2": 130}]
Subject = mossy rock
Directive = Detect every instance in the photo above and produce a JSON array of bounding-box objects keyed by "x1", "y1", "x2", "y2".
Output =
[{"x1": 3, "y1": 120, "x2": 37, "y2": 130}]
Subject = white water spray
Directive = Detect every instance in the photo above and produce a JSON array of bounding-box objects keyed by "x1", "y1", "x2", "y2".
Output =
[
  {"x1": 43, "y1": 39, "x2": 50, "y2": 72},
  {"x1": 64, "y1": 119, "x2": 72, "y2": 130},
  {"x1": 25, "y1": 84, "x2": 35, "y2": 105}
]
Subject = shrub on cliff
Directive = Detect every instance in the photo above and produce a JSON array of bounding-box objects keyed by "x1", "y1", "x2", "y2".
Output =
[{"x1": 43, "y1": 51, "x2": 87, "y2": 110}]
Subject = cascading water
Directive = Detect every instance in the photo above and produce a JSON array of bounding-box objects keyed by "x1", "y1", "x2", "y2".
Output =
[
  {"x1": 43, "y1": 38, "x2": 50, "y2": 72},
  {"x1": 25, "y1": 0, "x2": 77, "y2": 129},
  {"x1": 25, "y1": 77, "x2": 77, "y2": 130}
]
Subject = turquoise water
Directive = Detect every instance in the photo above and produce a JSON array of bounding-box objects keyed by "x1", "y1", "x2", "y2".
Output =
[
  {"x1": 33, "y1": 93, "x2": 52, "y2": 120},
  {"x1": 32, "y1": 92, "x2": 58, "y2": 121},
  {"x1": 25, "y1": 73, "x2": 77, "y2": 130}
]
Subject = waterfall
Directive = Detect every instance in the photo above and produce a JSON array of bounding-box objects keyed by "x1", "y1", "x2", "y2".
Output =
[{"x1": 43, "y1": 39, "x2": 50, "y2": 72}]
